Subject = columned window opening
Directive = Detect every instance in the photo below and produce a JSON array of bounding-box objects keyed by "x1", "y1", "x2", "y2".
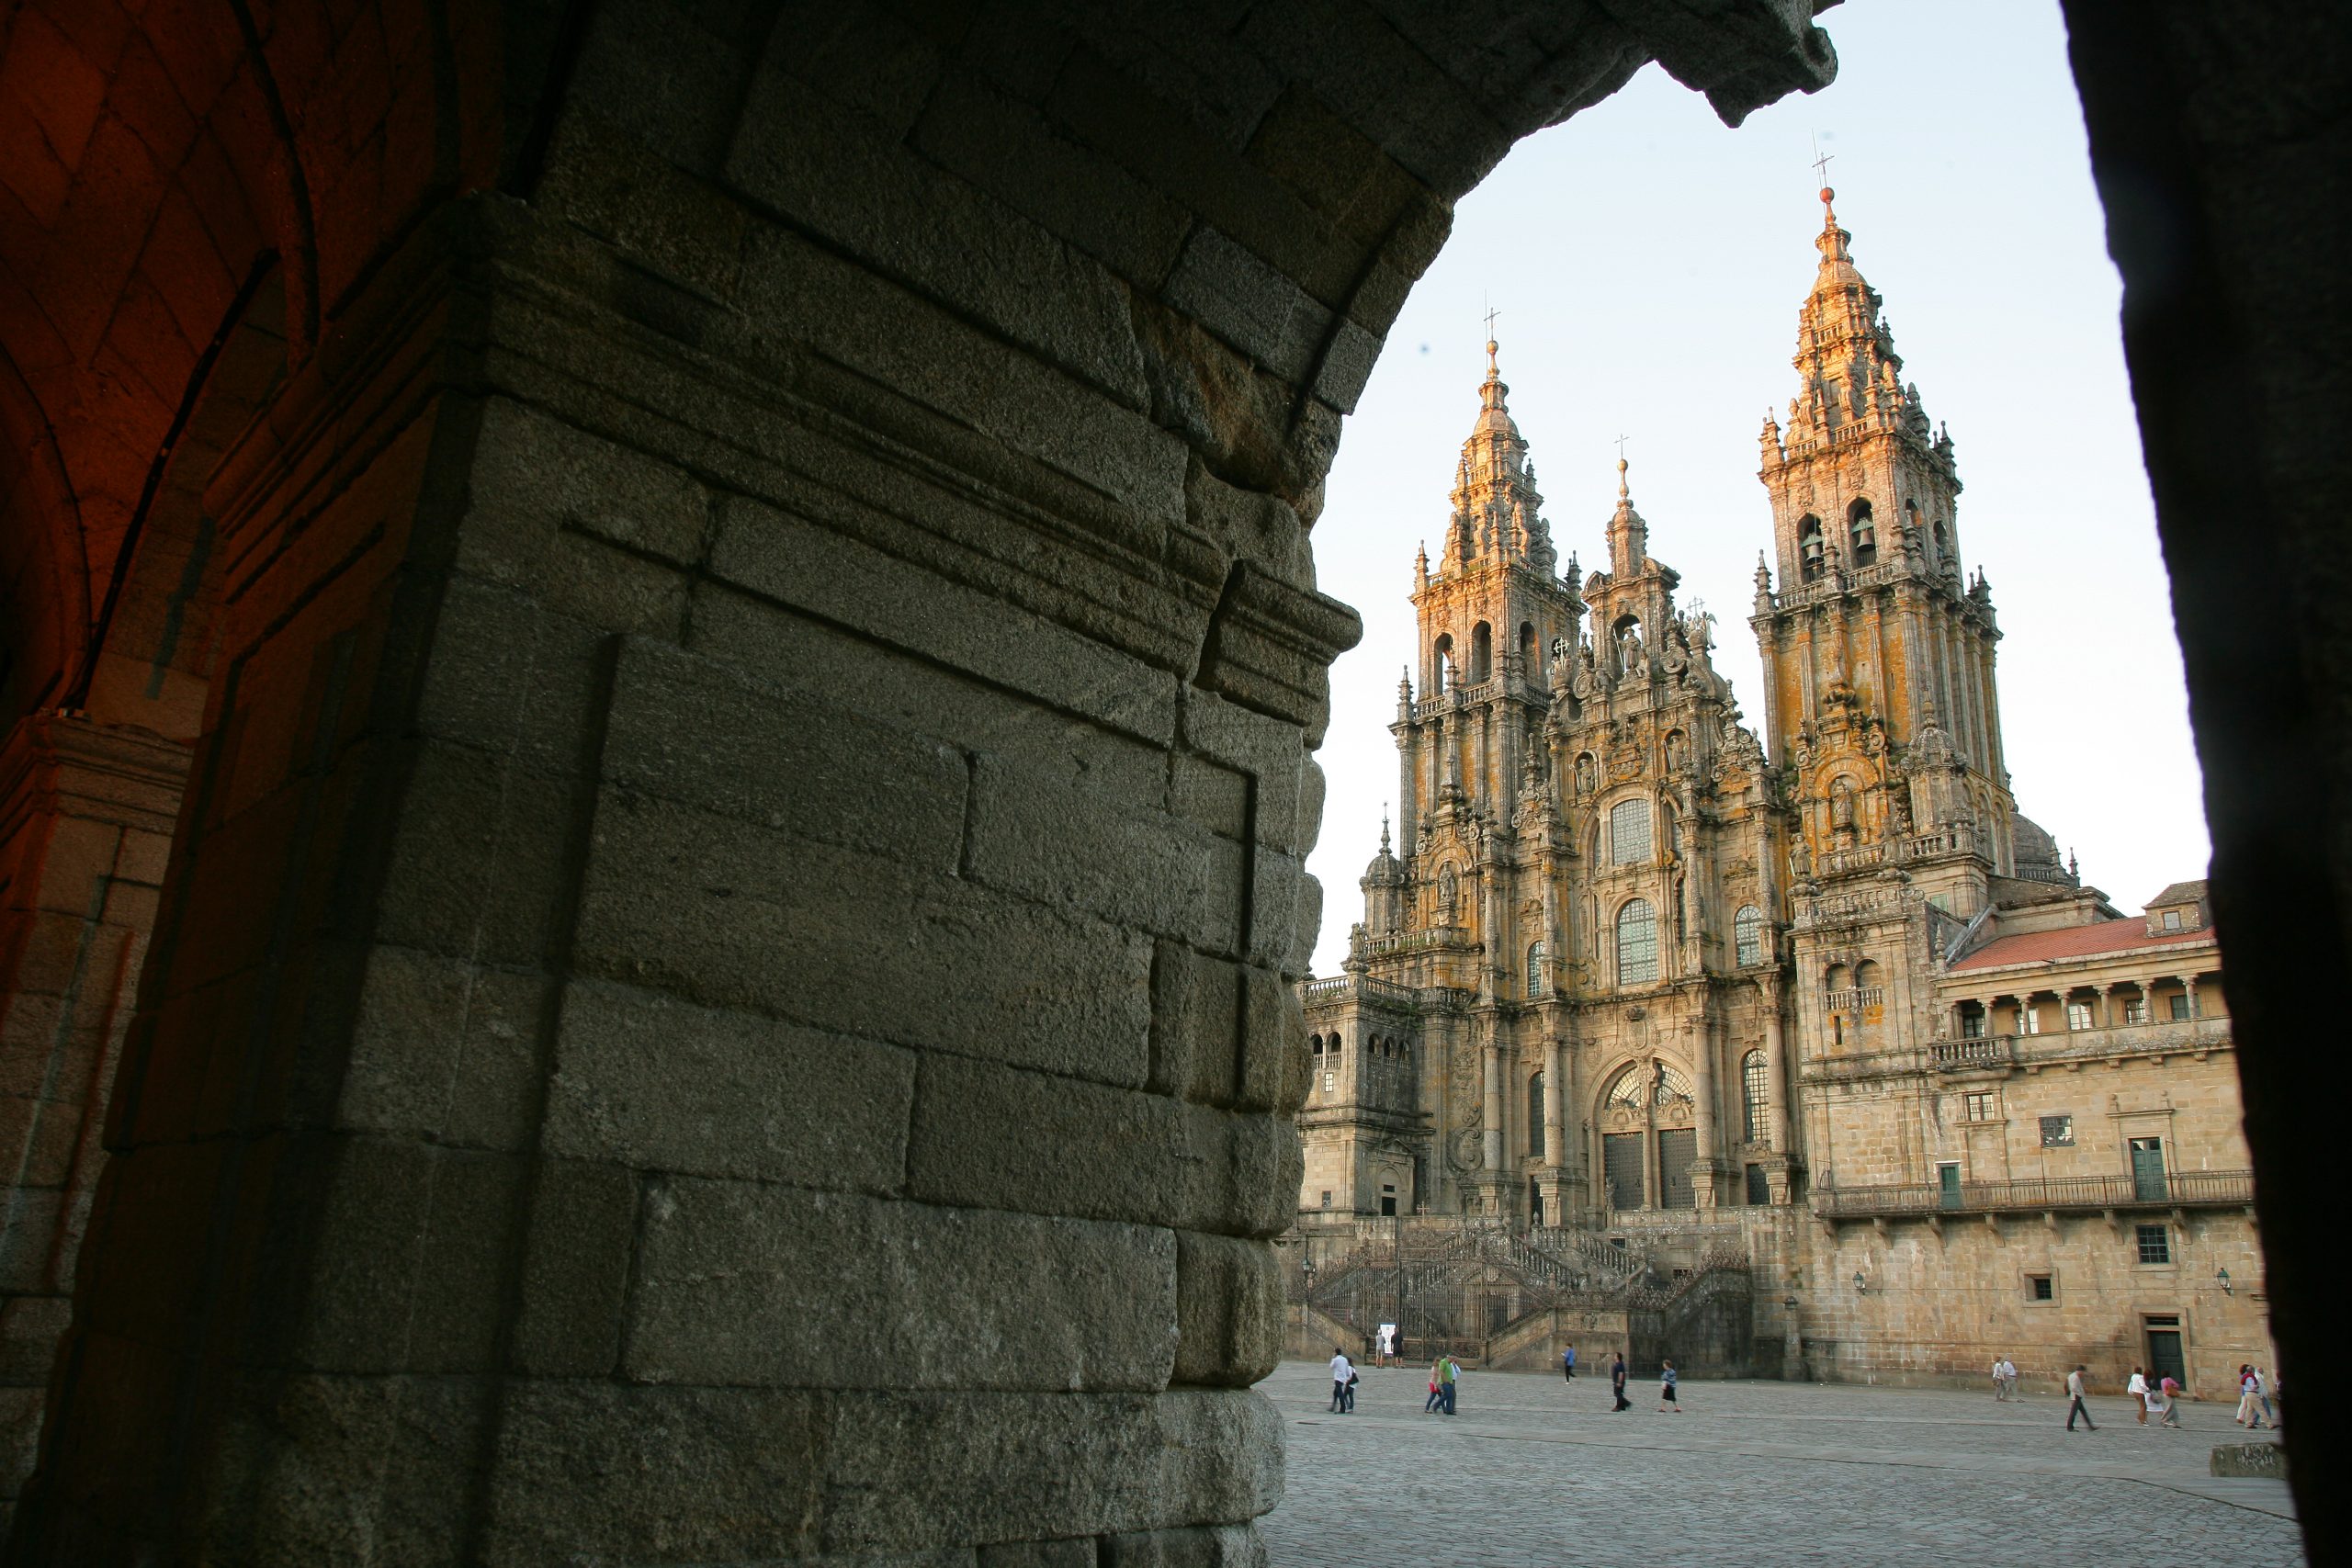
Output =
[
  {"x1": 1432, "y1": 632, "x2": 1453, "y2": 692},
  {"x1": 1798, "y1": 513, "x2": 1825, "y2": 580},
  {"x1": 1526, "y1": 940, "x2": 1547, "y2": 997},
  {"x1": 1469, "y1": 621, "x2": 1492, "y2": 682},
  {"x1": 1848, "y1": 497, "x2": 1877, "y2": 567},
  {"x1": 1527, "y1": 1072, "x2": 1545, "y2": 1156}
]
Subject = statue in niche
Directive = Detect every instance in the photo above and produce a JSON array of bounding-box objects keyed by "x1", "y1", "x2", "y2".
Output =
[
  {"x1": 1830, "y1": 779, "x2": 1858, "y2": 848},
  {"x1": 1665, "y1": 730, "x2": 1688, "y2": 774},
  {"x1": 1572, "y1": 639, "x2": 1599, "y2": 702},
  {"x1": 1890, "y1": 788, "x2": 1914, "y2": 837},
  {"x1": 1437, "y1": 865, "x2": 1459, "y2": 924},
  {"x1": 1619, "y1": 624, "x2": 1647, "y2": 681},
  {"x1": 1575, "y1": 752, "x2": 1598, "y2": 795}
]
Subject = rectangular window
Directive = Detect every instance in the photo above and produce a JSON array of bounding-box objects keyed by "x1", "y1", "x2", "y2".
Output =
[
  {"x1": 2065, "y1": 1001, "x2": 2093, "y2": 1031},
  {"x1": 1319, "y1": 1190, "x2": 1333, "y2": 1208},
  {"x1": 2168, "y1": 993, "x2": 2191, "y2": 1021},
  {"x1": 2135, "y1": 1223, "x2": 2170, "y2": 1265},
  {"x1": 2029, "y1": 1274, "x2": 2054, "y2": 1301},
  {"x1": 1963, "y1": 1091, "x2": 1996, "y2": 1122},
  {"x1": 2040, "y1": 1114, "x2": 2075, "y2": 1147},
  {"x1": 1745, "y1": 1164, "x2": 1770, "y2": 1206},
  {"x1": 2018, "y1": 1006, "x2": 2041, "y2": 1035},
  {"x1": 2163, "y1": 908, "x2": 2182, "y2": 931},
  {"x1": 1322, "y1": 1071, "x2": 1335, "y2": 1095},
  {"x1": 1961, "y1": 1012, "x2": 1985, "y2": 1039},
  {"x1": 2123, "y1": 998, "x2": 2150, "y2": 1024}
]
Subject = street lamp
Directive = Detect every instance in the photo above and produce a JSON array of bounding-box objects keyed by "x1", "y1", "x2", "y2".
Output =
[
  {"x1": 2216, "y1": 1266, "x2": 2233, "y2": 1296},
  {"x1": 1853, "y1": 1270, "x2": 1869, "y2": 1294}
]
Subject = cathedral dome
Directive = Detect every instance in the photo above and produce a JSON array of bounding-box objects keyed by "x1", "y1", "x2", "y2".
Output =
[{"x1": 2012, "y1": 814, "x2": 2067, "y2": 880}]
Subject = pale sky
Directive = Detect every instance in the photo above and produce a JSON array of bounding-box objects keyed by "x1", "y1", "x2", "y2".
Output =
[{"x1": 1303, "y1": 0, "x2": 2208, "y2": 977}]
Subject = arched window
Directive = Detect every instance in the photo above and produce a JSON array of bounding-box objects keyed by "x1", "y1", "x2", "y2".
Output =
[
  {"x1": 1616, "y1": 898, "x2": 1658, "y2": 986},
  {"x1": 1797, "y1": 514, "x2": 1825, "y2": 581},
  {"x1": 1469, "y1": 621, "x2": 1493, "y2": 682},
  {"x1": 1609, "y1": 798, "x2": 1651, "y2": 865},
  {"x1": 1431, "y1": 632, "x2": 1453, "y2": 693},
  {"x1": 1734, "y1": 905, "x2": 1765, "y2": 967},
  {"x1": 1848, "y1": 497, "x2": 1876, "y2": 567},
  {"x1": 1526, "y1": 940, "x2": 1547, "y2": 998},
  {"x1": 1310, "y1": 1033, "x2": 1324, "y2": 1055},
  {"x1": 1528, "y1": 1072, "x2": 1545, "y2": 1156},
  {"x1": 1742, "y1": 1050, "x2": 1769, "y2": 1143},
  {"x1": 1519, "y1": 620, "x2": 1539, "y2": 675}
]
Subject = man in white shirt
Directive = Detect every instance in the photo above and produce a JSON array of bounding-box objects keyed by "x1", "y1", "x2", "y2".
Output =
[
  {"x1": 2064, "y1": 1365, "x2": 2098, "y2": 1431},
  {"x1": 2127, "y1": 1366, "x2": 2150, "y2": 1424},
  {"x1": 1329, "y1": 1348, "x2": 1354, "y2": 1413}
]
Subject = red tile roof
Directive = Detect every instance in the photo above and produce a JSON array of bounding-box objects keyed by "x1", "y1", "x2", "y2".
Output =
[{"x1": 1949, "y1": 919, "x2": 2214, "y2": 973}]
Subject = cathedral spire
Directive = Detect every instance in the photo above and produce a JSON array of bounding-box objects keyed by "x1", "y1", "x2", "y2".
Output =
[{"x1": 1442, "y1": 337, "x2": 1553, "y2": 574}]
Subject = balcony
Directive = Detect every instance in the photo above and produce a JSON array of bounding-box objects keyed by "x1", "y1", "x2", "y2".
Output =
[
  {"x1": 1352, "y1": 925, "x2": 1477, "y2": 960},
  {"x1": 1929, "y1": 1036, "x2": 2015, "y2": 1071},
  {"x1": 1814, "y1": 1168, "x2": 2255, "y2": 1222},
  {"x1": 1824, "y1": 985, "x2": 1886, "y2": 1017},
  {"x1": 1299, "y1": 974, "x2": 1421, "y2": 1010},
  {"x1": 1928, "y1": 1017, "x2": 2232, "y2": 1075}
]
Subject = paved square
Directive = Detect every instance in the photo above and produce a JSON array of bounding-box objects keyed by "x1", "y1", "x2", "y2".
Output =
[{"x1": 1257, "y1": 1361, "x2": 2299, "y2": 1567}]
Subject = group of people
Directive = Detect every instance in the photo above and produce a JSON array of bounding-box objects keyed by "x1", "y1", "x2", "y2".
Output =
[
  {"x1": 1330, "y1": 1344, "x2": 1685, "y2": 1417},
  {"x1": 2233, "y1": 1364, "x2": 2278, "y2": 1429},
  {"x1": 2020, "y1": 1359, "x2": 2278, "y2": 1431}
]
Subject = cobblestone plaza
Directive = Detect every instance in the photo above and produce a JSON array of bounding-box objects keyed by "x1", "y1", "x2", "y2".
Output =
[{"x1": 1258, "y1": 1362, "x2": 2298, "y2": 1566}]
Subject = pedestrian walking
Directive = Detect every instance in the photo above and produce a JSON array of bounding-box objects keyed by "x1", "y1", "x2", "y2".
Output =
[
  {"x1": 1328, "y1": 1348, "x2": 1353, "y2": 1414},
  {"x1": 2064, "y1": 1364, "x2": 2098, "y2": 1431},
  {"x1": 1424, "y1": 1358, "x2": 1442, "y2": 1414},
  {"x1": 1990, "y1": 1357, "x2": 2007, "y2": 1401},
  {"x1": 1439, "y1": 1353, "x2": 1460, "y2": 1416},
  {"x1": 2236, "y1": 1366, "x2": 2269, "y2": 1429},
  {"x1": 2256, "y1": 1367, "x2": 2278, "y2": 1427},
  {"x1": 2001, "y1": 1358, "x2": 2018, "y2": 1400},
  {"x1": 1610, "y1": 1351, "x2": 1631, "y2": 1413},
  {"x1": 1657, "y1": 1359, "x2": 1681, "y2": 1413},
  {"x1": 2148, "y1": 1374, "x2": 2181, "y2": 1428},
  {"x1": 1562, "y1": 1344, "x2": 1577, "y2": 1382},
  {"x1": 2127, "y1": 1366, "x2": 2149, "y2": 1424}
]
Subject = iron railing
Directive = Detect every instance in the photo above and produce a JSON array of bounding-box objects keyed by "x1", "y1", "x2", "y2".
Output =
[{"x1": 1813, "y1": 1168, "x2": 2255, "y2": 1220}]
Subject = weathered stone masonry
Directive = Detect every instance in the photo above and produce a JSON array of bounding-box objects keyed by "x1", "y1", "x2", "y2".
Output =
[{"x1": 0, "y1": 1, "x2": 1846, "y2": 1562}]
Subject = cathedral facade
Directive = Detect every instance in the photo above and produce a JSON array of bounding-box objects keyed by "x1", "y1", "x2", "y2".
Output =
[{"x1": 1297, "y1": 192, "x2": 2273, "y2": 1393}]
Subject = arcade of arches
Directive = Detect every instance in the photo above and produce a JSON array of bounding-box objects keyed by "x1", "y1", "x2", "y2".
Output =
[{"x1": 0, "y1": 1, "x2": 2342, "y2": 1563}]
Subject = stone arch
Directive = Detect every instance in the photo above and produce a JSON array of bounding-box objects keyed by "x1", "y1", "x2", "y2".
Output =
[{"x1": 0, "y1": 4, "x2": 1852, "y2": 1562}]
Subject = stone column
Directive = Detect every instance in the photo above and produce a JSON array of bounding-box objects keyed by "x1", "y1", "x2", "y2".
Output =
[
  {"x1": 1690, "y1": 1016, "x2": 1722, "y2": 1208},
  {"x1": 1482, "y1": 1036, "x2": 1506, "y2": 1173},
  {"x1": 1543, "y1": 1036, "x2": 1566, "y2": 1173},
  {"x1": 1761, "y1": 977, "x2": 1792, "y2": 1150}
]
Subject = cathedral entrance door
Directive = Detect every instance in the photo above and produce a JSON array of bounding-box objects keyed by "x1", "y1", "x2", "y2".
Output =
[{"x1": 1604, "y1": 1133, "x2": 1645, "y2": 1211}]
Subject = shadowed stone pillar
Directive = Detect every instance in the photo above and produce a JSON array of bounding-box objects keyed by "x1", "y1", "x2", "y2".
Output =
[
  {"x1": 0, "y1": 718, "x2": 187, "y2": 1535},
  {"x1": 8, "y1": 195, "x2": 1345, "y2": 1565}
]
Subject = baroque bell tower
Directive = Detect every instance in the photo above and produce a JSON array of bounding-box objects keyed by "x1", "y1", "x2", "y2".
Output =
[{"x1": 1750, "y1": 186, "x2": 2023, "y2": 897}]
